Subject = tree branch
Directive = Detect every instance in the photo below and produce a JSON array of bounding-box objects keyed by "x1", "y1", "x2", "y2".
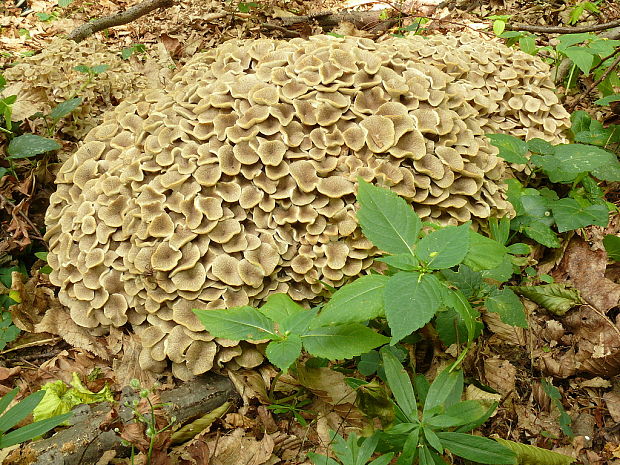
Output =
[
  {"x1": 508, "y1": 18, "x2": 620, "y2": 34},
  {"x1": 66, "y1": 0, "x2": 175, "y2": 43}
]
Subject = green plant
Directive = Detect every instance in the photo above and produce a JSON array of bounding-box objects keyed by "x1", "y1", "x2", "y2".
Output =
[
  {"x1": 540, "y1": 379, "x2": 574, "y2": 438},
  {"x1": 0, "y1": 387, "x2": 71, "y2": 449},
  {"x1": 308, "y1": 431, "x2": 394, "y2": 465},
  {"x1": 195, "y1": 181, "x2": 527, "y2": 372},
  {"x1": 121, "y1": 44, "x2": 147, "y2": 60},
  {"x1": 371, "y1": 347, "x2": 516, "y2": 464},
  {"x1": 488, "y1": 132, "x2": 620, "y2": 248},
  {"x1": 568, "y1": 1, "x2": 601, "y2": 25},
  {"x1": 267, "y1": 396, "x2": 314, "y2": 427},
  {"x1": 0, "y1": 261, "x2": 25, "y2": 350}
]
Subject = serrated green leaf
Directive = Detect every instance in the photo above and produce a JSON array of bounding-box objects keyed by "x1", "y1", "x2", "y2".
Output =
[
  {"x1": 527, "y1": 138, "x2": 555, "y2": 155},
  {"x1": 416, "y1": 223, "x2": 471, "y2": 270},
  {"x1": 463, "y1": 231, "x2": 509, "y2": 271},
  {"x1": 7, "y1": 134, "x2": 61, "y2": 159},
  {"x1": 312, "y1": 275, "x2": 388, "y2": 327},
  {"x1": 376, "y1": 253, "x2": 418, "y2": 270},
  {"x1": 384, "y1": 272, "x2": 445, "y2": 343},
  {"x1": 49, "y1": 97, "x2": 82, "y2": 121},
  {"x1": 511, "y1": 284, "x2": 582, "y2": 316},
  {"x1": 535, "y1": 144, "x2": 618, "y2": 183},
  {"x1": 280, "y1": 309, "x2": 317, "y2": 335},
  {"x1": 302, "y1": 324, "x2": 388, "y2": 360},
  {"x1": 441, "y1": 265, "x2": 483, "y2": 299},
  {"x1": 437, "y1": 432, "x2": 516, "y2": 464},
  {"x1": 193, "y1": 306, "x2": 277, "y2": 340},
  {"x1": 486, "y1": 134, "x2": 529, "y2": 164},
  {"x1": 494, "y1": 437, "x2": 575, "y2": 465},
  {"x1": 91, "y1": 64, "x2": 109, "y2": 75},
  {"x1": 259, "y1": 293, "x2": 305, "y2": 323},
  {"x1": 356, "y1": 180, "x2": 421, "y2": 256},
  {"x1": 380, "y1": 346, "x2": 416, "y2": 419},
  {"x1": 603, "y1": 234, "x2": 620, "y2": 261},
  {"x1": 266, "y1": 335, "x2": 302, "y2": 372},
  {"x1": 485, "y1": 288, "x2": 528, "y2": 327},
  {"x1": 551, "y1": 198, "x2": 609, "y2": 232}
]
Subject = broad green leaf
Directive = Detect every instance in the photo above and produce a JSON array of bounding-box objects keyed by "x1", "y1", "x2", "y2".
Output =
[
  {"x1": 7, "y1": 134, "x2": 61, "y2": 159},
  {"x1": 398, "y1": 426, "x2": 420, "y2": 464},
  {"x1": 356, "y1": 180, "x2": 421, "y2": 256},
  {"x1": 557, "y1": 33, "x2": 595, "y2": 51},
  {"x1": 489, "y1": 217, "x2": 511, "y2": 245},
  {"x1": 416, "y1": 223, "x2": 471, "y2": 270},
  {"x1": 307, "y1": 452, "x2": 340, "y2": 465},
  {"x1": 445, "y1": 289, "x2": 479, "y2": 346},
  {"x1": 534, "y1": 144, "x2": 618, "y2": 183},
  {"x1": 563, "y1": 46, "x2": 594, "y2": 74},
  {"x1": 193, "y1": 306, "x2": 277, "y2": 340},
  {"x1": 454, "y1": 402, "x2": 498, "y2": 433},
  {"x1": 507, "y1": 243, "x2": 530, "y2": 255},
  {"x1": 441, "y1": 265, "x2": 483, "y2": 299},
  {"x1": 0, "y1": 412, "x2": 72, "y2": 448},
  {"x1": 368, "y1": 452, "x2": 394, "y2": 465},
  {"x1": 424, "y1": 427, "x2": 443, "y2": 453},
  {"x1": 437, "y1": 432, "x2": 516, "y2": 464},
  {"x1": 302, "y1": 324, "x2": 388, "y2": 360},
  {"x1": 384, "y1": 272, "x2": 445, "y2": 343},
  {"x1": 511, "y1": 284, "x2": 582, "y2": 316},
  {"x1": 311, "y1": 275, "x2": 388, "y2": 327},
  {"x1": 376, "y1": 253, "x2": 418, "y2": 271},
  {"x1": 423, "y1": 367, "x2": 463, "y2": 415},
  {"x1": 280, "y1": 309, "x2": 317, "y2": 335},
  {"x1": 485, "y1": 288, "x2": 528, "y2": 328},
  {"x1": 356, "y1": 433, "x2": 380, "y2": 465},
  {"x1": 493, "y1": 20, "x2": 506, "y2": 36},
  {"x1": 550, "y1": 198, "x2": 609, "y2": 232},
  {"x1": 91, "y1": 64, "x2": 110, "y2": 75},
  {"x1": 266, "y1": 335, "x2": 302, "y2": 372},
  {"x1": 0, "y1": 388, "x2": 18, "y2": 416},
  {"x1": 463, "y1": 231, "x2": 509, "y2": 271},
  {"x1": 49, "y1": 97, "x2": 82, "y2": 121},
  {"x1": 523, "y1": 221, "x2": 561, "y2": 248},
  {"x1": 494, "y1": 437, "x2": 575, "y2": 465},
  {"x1": 595, "y1": 94, "x2": 620, "y2": 106},
  {"x1": 486, "y1": 134, "x2": 528, "y2": 164},
  {"x1": 569, "y1": 110, "x2": 592, "y2": 137},
  {"x1": 527, "y1": 138, "x2": 555, "y2": 155},
  {"x1": 425, "y1": 414, "x2": 467, "y2": 428},
  {"x1": 443, "y1": 400, "x2": 487, "y2": 426},
  {"x1": 519, "y1": 36, "x2": 537, "y2": 55},
  {"x1": 0, "y1": 390, "x2": 44, "y2": 432},
  {"x1": 58, "y1": 0, "x2": 74, "y2": 7},
  {"x1": 380, "y1": 346, "x2": 416, "y2": 419},
  {"x1": 603, "y1": 234, "x2": 620, "y2": 261},
  {"x1": 435, "y1": 308, "x2": 469, "y2": 347},
  {"x1": 260, "y1": 293, "x2": 306, "y2": 323}
]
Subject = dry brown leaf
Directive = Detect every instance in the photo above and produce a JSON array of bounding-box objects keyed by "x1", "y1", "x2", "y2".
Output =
[
  {"x1": 484, "y1": 358, "x2": 516, "y2": 395},
  {"x1": 210, "y1": 429, "x2": 274, "y2": 465},
  {"x1": 603, "y1": 391, "x2": 620, "y2": 423},
  {"x1": 35, "y1": 305, "x2": 111, "y2": 360},
  {"x1": 112, "y1": 332, "x2": 157, "y2": 388},
  {"x1": 295, "y1": 364, "x2": 356, "y2": 406}
]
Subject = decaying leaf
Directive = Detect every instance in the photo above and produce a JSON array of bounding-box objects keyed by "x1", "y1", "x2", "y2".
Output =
[
  {"x1": 512, "y1": 284, "x2": 583, "y2": 316},
  {"x1": 484, "y1": 358, "x2": 516, "y2": 395}
]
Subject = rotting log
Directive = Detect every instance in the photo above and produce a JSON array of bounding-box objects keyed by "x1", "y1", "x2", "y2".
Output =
[{"x1": 8, "y1": 373, "x2": 238, "y2": 465}]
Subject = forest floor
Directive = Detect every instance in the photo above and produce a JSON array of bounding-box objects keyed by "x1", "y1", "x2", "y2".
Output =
[{"x1": 0, "y1": 0, "x2": 620, "y2": 464}]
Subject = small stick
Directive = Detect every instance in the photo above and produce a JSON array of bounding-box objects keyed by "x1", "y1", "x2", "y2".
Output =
[
  {"x1": 0, "y1": 193, "x2": 47, "y2": 246},
  {"x1": 507, "y1": 18, "x2": 620, "y2": 34},
  {"x1": 66, "y1": 0, "x2": 174, "y2": 43}
]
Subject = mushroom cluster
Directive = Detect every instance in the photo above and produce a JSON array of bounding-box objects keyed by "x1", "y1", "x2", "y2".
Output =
[{"x1": 45, "y1": 34, "x2": 570, "y2": 379}]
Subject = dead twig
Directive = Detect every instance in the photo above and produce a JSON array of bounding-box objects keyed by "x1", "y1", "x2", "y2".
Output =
[
  {"x1": 0, "y1": 193, "x2": 47, "y2": 246},
  {"x1": 259, "y1": 23, "x2": 301, "y2": 38},
  {"x1": 508, "y1": 18, "x2": 620, "y2": 34},
  {"x1": 66, "y1": 0, "x2": 175, "y2": 43},
  {"x1": 566, "y1": 52, "x2": 620, "y2": 111}
]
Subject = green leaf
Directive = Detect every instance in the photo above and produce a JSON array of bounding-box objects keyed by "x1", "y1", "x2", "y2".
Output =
[
  {"x1": 377, "y1": 253, "x2": 418, "y2": 270},
  {"x1": 423, "y1": 367, "x2": 463, "y2": 415},
  {"x1": 437, "y1": 432, "x2": 517, "y2": 464},
  {"x1": 302, "y1": 324, "x2": 388, "y2": 360},
  {"x1": 443, "y1": 400, "x2": 487, "y2": 426},
  {"x1": 523, "y1": 221, "x2": 561, "y2": 248},
  {"x1": 511, "y1": 284, "x2": 583, "y2": 316},
  {"x1": 434, "y1": 308, "x2": 469, "y2": 347},
  {"x1": 73, "y1": 65, "x2": 90, "y2": 73},
  {"x1": 399, "y1": 426, "x2": 421, "y2": 464},
  {"x1": 550, "y1": 198, "x2": 609, "y2": 232},
  {"x1": 489, "y1": 217, "x2": 511, "y2": 245},
  {"x1": 527, "y1": 138, "x2": 555, "y2": 155},
  {"x1": 384, "y1": 272, "x2": 445, "y2": 343},
  {"x1": 485, "y1": 288, "x2": 528, "y2": 328},
  {"x1": 441, "y1": 265, "x2": 483, "y2": 299},
  {"x1": 7, "y1": 134, "x2": 61, "y2": 159},
  {"x1": 570, "y1": 110, "x2": 592, "y2": 137},
  {"x1": 463, "y1": 231, "x2": 509, "y2": 271},
  {"x1": 534, "y1": 144, "x2": 619, "y2": 182},
  {"x1": 595, "y1": 94, "x2": 620, "y2": 106},
  {"x1": 494, "y1": 437, "x2": 575, "y2": 465},
  {"x1": 445, "y1": 289, "x2": 479, "y2": 346},
  {"x1": 486, "y1": 134, "x2": 529, "y2": 164},
  {"x1": 280, "y1": 309, "x2": 317, "y2": 335},
  {"x1": 603, "y1": 234, "x2": 620, "y2": 261},
  {"x1": 58, "y1": 0, "x2": 74, "y2": 7},
  {"x1": 380, "y1": 346, "x2": 417, "y2": 419},
  {"x1": 541, "y1": 380, "x2": 574, "y2": 438},
  {"x1": 563, "y1": 46, "x2": 595, "y2": 74},
  {"x1": 507, "y1": 243, "x2": 530, "y2": 255},
  {"x1": 91, "y1": 64, "x2": 110, "y2": 75},
  {"x1": 416, "y1": 223, "x2": 471, "y2": 270},
  {"x1": 0, "y1": 390, "x2": 45, "y2": 433},
  {"x1": 193, "y1": 306, "x2": 277, "y2": 340},
  {"x1": 259, "y1": 293, "x2": 305, "y2": 322},
  {"x1": 311, "y1": 275, "x2": 388, "y2": 327},
  {"x1": 49, "y1": 97, "x2": 82, "y2": 121},
  {"x1": 424, "y1": 427, "x2": 443, "y2": 453},
  {"x1": 356, "y1": 180, "x2": 421, "y2": 256},
  {"x1": 266, "y1": 335, "x2": 302, "y2": 372},
  {"x1": 0, "y1": 412, "x2": 72, "y2": 448},
  {"x1": 0, "y1": 388, "x2": 18, "y2": 416},
  {"x1": 308, "y1": 452, "x2": 340, "y2": 465},
  {"x1": 493, "y1": 20, "x2": 506, "y2": 36},
  {"x1": 121, "y1": 47, "x2": 134, "y2": 60},
  {"x1": 368, "y1": 453, "x2": 394, "y2": 465}
]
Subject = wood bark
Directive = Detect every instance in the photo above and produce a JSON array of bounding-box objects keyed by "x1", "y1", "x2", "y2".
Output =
[{"x1": 9, "y1": 373, "x2": 238, "y2": 465}]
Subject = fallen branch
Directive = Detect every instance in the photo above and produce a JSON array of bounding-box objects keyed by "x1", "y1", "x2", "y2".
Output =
[
  {"x1": 15, "y1": 373, "x2": 238, "y2": 465},
  {"x1": 508, "y1": 18, "x2": 620, "y2": 34},
  {"x1": 66, "y1": 0, "x2": 175, "y2": 43}
]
